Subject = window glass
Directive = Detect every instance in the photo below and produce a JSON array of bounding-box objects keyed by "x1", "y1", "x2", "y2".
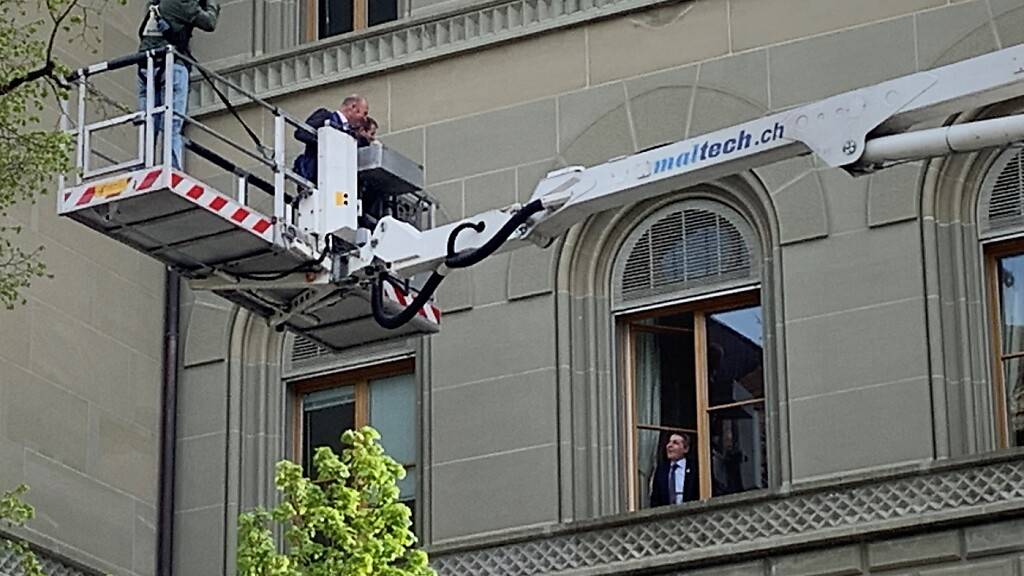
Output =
[
  {"x1": 628, "y1": 299, "x2": 766, "y2": 507},
  {"x1": 706, "y1": 306, "x2": 766, "y2": 496},
  {"x1": 709, "y1": 403, "x2": 767, "y2": 497},
  {"x1": 295, "y1": 363, "x2": 419, "y2": 530},
  {"x1": 999, "y1": 254, "x2": 1024, "y2": 355},
  {"x1": 368, "y1": 0, "x2": 399, "y2": 27},
  {"x1": 997, "y1": 253, "x2": 1024, "y2": 446},
  {"x1": 371, "y1": 372, "x2": 417, "y2": 500},
  {"x1": 633, "y1": 322, "x2": 696, "y2": 505},
  {"x1": 319, "y1": 0, "x2": 354, "y2": 37},
  {"x1": 302, "y1": 386, "x2": 356, "y2": 479},
  {"x1": 316, "y1": 0, "x2": 399, "y2": 39},
  {"x1": 706, "y1": 307, "x2": 764, "y2": 405},
  {"x1": 371, "y1": 373, "x2": 416, "y2": 465},
  {"x1": 1001, "y1": 357, "x2": 1024, "y2": 446}
]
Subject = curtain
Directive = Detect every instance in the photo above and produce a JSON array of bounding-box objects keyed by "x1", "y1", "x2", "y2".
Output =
[{"x1": 634, "y1": 331, "x2": 661, "y2": 507}]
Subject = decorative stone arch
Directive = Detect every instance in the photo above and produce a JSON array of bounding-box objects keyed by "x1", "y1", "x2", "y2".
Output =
[
  {"x1": 920, "y1": 99, "x2": 1024, "y2": 457},
  {"x1": 551, "y1": 172, "x2": 788, "y2": 520},
  {"x1": 207, "y1": 309, "x2": 427, "y2": 554},
  {"x1": 173, "y1": 295, "x2": 288, "y2": 574}
]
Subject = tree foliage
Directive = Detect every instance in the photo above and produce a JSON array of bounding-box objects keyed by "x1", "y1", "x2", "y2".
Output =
[
  {"x1": 1, "y1": 485, "x2": 44, "y2": 576},
  {"x1": 0, "y1": 0, "x2": 117, "y2": 309},
  {"x1": 237, "y1": 427, "x2": 436, "y2": 576}
]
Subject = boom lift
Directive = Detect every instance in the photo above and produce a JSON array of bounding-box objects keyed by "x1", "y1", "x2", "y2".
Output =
[{"x1": 58, "y1": 45, "x2": 1024, "y2": 351}]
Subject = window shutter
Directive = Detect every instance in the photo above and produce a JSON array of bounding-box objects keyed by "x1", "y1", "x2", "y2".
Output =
[
  {"x1": 981, "y1": 149, "x2": 1024, "y2": 236},
  {"x1": 613, "y1": 200, "x2": 758, "y2": 310},
  {"x1": 291, "y1": 335, "x2": 330, "y2": 364}
]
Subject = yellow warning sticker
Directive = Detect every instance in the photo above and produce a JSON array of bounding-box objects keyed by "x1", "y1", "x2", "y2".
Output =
[
  {"x1": 96, "y1": 178, "x2": 130, "y2": 198},
  {"x1": 334, "y1": 191, "x2": 349, "y2": 206}
]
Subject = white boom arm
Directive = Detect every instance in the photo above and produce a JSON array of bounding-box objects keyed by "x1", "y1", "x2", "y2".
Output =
[
  {"x1": 370, "y1": 44, "x2": 1024, "y2": 287},
  {"x1": 52, "y1": 44, "x2": 1024, "y2": 342}
]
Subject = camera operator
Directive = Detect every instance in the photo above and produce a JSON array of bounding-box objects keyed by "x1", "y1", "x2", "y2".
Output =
[{"x1": 138, "y1": 0, "x2": 220, "y2": 169}]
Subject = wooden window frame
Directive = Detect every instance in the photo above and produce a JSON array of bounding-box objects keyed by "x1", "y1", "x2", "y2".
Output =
[
  {"x1": 984, "y1": 239, "x2": 1024, "y2": 449},
  {"x1": 621, "y1": 288, "x2": 765, "y2": 509},
  {"x1": 305, "y1": 0, "x2": 383, "y2": 42},
  {"x1": 305, "y1": 0, "x2": 367, "y2": 42},
  {"x1": 291, "y1": 358, "x2": 416, "y2": 474}
]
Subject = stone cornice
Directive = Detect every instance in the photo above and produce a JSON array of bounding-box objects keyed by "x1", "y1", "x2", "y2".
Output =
[
  {"x1": 427, "y1": 451, "x2": 1024, "y2": 575},
  {"x1": 190, "y1": 0, "x2": 677, "y2": 115}
]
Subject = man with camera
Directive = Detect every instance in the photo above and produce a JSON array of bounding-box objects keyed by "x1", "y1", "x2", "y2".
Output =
[{"x1": 138, "y1": 0, "x2": 220, "y2": 169}]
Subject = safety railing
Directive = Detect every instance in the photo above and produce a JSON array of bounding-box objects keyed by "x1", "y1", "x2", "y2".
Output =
[
  {"x1": 58, "y1": 46, "x2": 325, "y2": 230},
  {"x1": 59, "y1": 47, "x2": 436, "y2": 246}
]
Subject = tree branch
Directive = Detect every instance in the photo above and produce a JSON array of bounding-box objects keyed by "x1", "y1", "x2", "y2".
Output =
[
  {"x1": 0, "y1": 61, "x2": 55, "y2": 96},
  {"x1": 0, "y1": 0, "x2": 81, "y2": 97}
]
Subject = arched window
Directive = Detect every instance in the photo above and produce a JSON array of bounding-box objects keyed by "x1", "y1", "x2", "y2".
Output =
[
  {"x1": 980, "y1": 148, "x2": 1024, "y2": 448},
  {"x1": 283, "y1": 335, "x2": 423, "y2": 529},
  {"x1": 613, "y1": 199, "x2": 767, "y2": 510}
]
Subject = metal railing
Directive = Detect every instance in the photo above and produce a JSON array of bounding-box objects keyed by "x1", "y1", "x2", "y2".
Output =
[
  {"x1": 59, "y1": 47, "x2": 318, "y2": 230},
  {"x1": 59, "y1": 47, "x2": 436, "y2": 242}
]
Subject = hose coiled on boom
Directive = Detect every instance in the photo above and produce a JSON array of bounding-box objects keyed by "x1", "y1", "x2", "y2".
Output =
[{"x1": 371, "y1": 199, "x2": 545, "y2": 329}]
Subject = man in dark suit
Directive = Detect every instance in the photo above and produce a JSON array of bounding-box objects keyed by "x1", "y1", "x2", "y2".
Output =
[
  {"x1": 650, "y1": 433, "x2": 698, "y2": 507},
  {"x1": 293, "y1": 94, "x2": 369, "y2": 182}
]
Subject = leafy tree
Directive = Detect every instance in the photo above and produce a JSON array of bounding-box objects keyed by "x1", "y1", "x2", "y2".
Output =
[
  {"x1": 0, "y1": 0, "x2": 120, "y2": 309},
  {"x1": 237, "y1": 427, "x2": 436, "y2": 576},
  {"x1": 1, "y1": 485, "x2": 44, "y2": 576}
]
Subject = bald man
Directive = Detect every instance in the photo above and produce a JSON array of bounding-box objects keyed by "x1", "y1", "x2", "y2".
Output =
[{"x1": 293, "y1": 94, "x2": 369, "y2": 181}]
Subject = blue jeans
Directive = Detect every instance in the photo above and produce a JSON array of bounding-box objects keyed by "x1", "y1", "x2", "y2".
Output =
[{"x1": 138, "y1": 62, "x2": 189, "y2": 169}]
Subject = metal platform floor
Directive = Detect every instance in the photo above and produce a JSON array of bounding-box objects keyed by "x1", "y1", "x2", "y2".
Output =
[{"x1": 59, "y1": 166, "x2": 439, "y2": 351}]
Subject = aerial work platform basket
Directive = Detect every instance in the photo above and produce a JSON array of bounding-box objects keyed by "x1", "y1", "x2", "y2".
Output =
[{"x1": 58, "y1": 49, "x2": 440, "y2": 352}]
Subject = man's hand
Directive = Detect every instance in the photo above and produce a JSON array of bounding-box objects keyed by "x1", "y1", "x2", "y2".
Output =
[{"x1": 190, "y1": 0, "x2": 220, "y2": 31}]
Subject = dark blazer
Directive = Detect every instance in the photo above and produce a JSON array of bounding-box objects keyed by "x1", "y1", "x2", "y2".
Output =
[
  {"x1": 650, "y1": 458, "x2": 698, "y2": 507},
  {"x1": 293, "y1": 108, "x2": 354, "y2": 182}
]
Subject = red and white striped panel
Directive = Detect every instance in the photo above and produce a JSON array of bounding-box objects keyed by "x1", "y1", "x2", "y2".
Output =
[
  {"x1": 382, "y1": 281, "x2": 442, "y2": 325},
  {"x1": 60, "y1": 167, "x2": 166, "y2": 213},
  {"x1": 168, "y1": 171, "x2": 274, "y2": 242}
]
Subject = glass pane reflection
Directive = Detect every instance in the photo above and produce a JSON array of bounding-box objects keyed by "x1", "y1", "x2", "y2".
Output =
[
  {"x1": 999, "y1": 254, "x2": 1024, "y2": 355},
  {"x1": 709, "y1": 402, "x2": 767, "y2": 497},
  {"x1": 707, "y1": 306, "x2": 764, "y2": 407},
  {"x1": 1003, "y1": 357, "x2": 1024, "y2": 447},
  {"x1": 633, "y1": 326, "x2": 696, "y2": 431},
  {"x1": 303, "y1": 387, "x2": 356, "y2": 479}
]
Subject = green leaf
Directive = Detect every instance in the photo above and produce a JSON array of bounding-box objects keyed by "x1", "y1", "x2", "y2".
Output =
[
  {"x1": 1, "y1": 485, "x2": 44, "y2": 576},
  {"x1": 237, "y1": 427, "x2": 435, "y2": 575},
  {"x1": 0, "y1": 0, "x2": 107, "y2": 310}
]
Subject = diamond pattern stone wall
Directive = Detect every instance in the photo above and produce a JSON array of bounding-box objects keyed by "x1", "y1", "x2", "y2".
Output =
[
  {"x1": 429, "y1": 453, "x2": 1024, "y2": 575},
  {"x1": 0, "y1": 540, "x2": 94, "y2": 576}
]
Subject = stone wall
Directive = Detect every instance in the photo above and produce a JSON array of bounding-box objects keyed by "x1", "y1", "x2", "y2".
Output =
[
  {"x1": 169, "y1": 1, "x2": 1024, "y2": 572},
  {"x1": 0, "y1": 4, "x2": 165, "y2": 575}
]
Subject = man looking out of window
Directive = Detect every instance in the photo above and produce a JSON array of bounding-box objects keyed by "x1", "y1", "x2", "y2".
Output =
[{"x1": 650, "y1": 433, "x2": 698, "y2": 507}]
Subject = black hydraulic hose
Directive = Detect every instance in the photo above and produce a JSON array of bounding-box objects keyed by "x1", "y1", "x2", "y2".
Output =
[
  {"x1": 371, "y1": 271, "x2": 445, "y2": 329},
  {"x1": 445, "y1": 199, "x2": 544, "y2": 269},
  {"x1": 447, "y1": 220, "x2": 486, "y2": 256},
  {"x1": 193, "y1": 64, "x2": 268, "y2": 157},
  {"x1": 371, "y1": 199, "x2": 547, "y2": 329}
]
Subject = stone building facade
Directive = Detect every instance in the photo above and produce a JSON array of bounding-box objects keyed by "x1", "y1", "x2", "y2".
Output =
[{"x1": 4, "y1": 0, "x2": 1024, "y2": 575}]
